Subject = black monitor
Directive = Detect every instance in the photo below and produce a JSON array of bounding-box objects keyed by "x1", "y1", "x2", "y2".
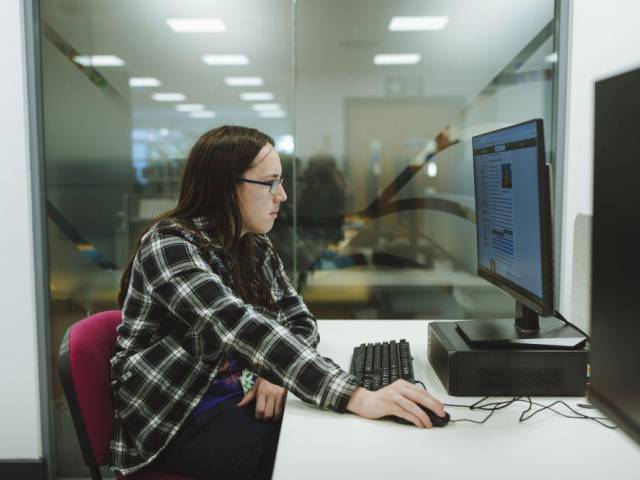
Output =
[
  {"x1": 588, "y1": 66, "x2": 640, "y2": 445},
  {"x1": 457, "y1": 119, "x2": 585, "y2": 348}
]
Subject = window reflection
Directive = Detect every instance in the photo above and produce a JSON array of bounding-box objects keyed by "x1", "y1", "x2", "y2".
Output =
[
  {"x1": 294, "y1": 1, "x2": 555, "y2": 319},
  {"x1": 40, "y1": 0, "x2": 556, "y2": 474}
]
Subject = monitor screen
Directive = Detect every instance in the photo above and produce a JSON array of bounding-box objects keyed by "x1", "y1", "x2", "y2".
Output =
[{"x1": 472, "y1": 119, "x2": 553, "y2": 315}]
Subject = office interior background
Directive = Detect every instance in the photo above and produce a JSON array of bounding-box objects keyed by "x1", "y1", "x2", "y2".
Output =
[{"x1": 2, "y1": 0, "x2": 640, "y2": 478}]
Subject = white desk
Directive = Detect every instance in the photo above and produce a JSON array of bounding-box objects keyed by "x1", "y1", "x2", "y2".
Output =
[{"x1": 272, "y1": 320, "x2": 640, "y2": 480}]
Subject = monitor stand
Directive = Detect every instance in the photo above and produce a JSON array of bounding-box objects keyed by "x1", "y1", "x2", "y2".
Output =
[{"x1": 456, "y1": 302, "x2": 587, "y2": 349}]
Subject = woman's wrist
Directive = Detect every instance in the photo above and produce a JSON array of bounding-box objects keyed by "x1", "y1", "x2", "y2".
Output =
[{"x1": 346, "y1": 386, "x2": 368, "y2": 415}]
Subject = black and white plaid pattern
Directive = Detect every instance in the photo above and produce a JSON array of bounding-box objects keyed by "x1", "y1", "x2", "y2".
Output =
[{"x1": 109, "y1": 217, "x2": 359, "y2": 476}]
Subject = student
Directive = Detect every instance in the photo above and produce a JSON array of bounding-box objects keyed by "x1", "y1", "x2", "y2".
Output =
[{"x1": 110, "y1": 125, "x2": 445, "y2": 480}]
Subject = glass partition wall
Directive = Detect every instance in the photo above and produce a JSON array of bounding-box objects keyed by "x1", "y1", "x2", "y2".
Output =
[
  {"x1": 38, "y1": 0, "x2": 556, "y2": 475},
  {"x1": 294, "y1": 0, "x2": 556, "y2": 319}
]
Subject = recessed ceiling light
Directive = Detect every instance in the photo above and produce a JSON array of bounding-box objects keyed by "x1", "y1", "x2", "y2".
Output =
[
  {"x1": 152, "y1": 93, "x2": 187, "y2": 102},
  {"x1": 252, "y1": 103, "x2": 282, "y2": 112},
  {"x1": 259, "y1": 111, "x2": 286, "y2": 118},
  {"x1": 225, "y1": 77, "x2": 264, "y2": 86},
  {"x1": 175, "y1": 104, "x2": 205, "y2": 112},
  {"x1": 166, "y1": 18, "x2": 226, "y2": 33},
  {"x1": 73, "y1": 55, "x2": 125, "y2": 67},
  {"x1": 373, "y1": 53, "x2": 421, "y2": 65},
  {"x1": 129, "y1": 77, "x2": 161, "y2": 87},
  {"x1": 190, "y1": 111, "x2": 216, "y2": 118},
  {"x1": 388, "y1": 16, "x2": 449, "y2": 31},
  {"x1": 202, "y1": 55, "x2": 249, "y2": 65},
  {"x1": 240, "y1": 92, "x2": 274, "y2": 101}
]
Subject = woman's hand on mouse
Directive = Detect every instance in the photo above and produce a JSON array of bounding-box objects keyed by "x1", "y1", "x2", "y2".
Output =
[{"x1": 346, "y1": 379, "x2": 445, "y2": 428}]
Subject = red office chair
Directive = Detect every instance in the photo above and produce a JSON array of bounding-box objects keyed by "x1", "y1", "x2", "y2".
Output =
[{"x1": 59, "y1": 310, "x2": 194, "y2": 480}]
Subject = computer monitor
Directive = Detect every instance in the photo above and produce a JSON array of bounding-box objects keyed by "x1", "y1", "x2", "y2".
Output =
[
  {"x1": 457, "y1": 119, "x2": 585, "y2": 348},
  {"x1": 588, "y1": 66, "x2": 640, "y2": 445}
]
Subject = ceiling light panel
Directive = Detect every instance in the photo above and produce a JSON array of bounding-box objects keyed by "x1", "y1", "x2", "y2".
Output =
[
  {"x1": 129, "y1": 77, "x2": 161, "y2": 87},
  {"x1": 259, "y1": 111, "x2": 286, "y2": 118},
  {"x1": 252, "y1": 103, "x2": 282, "y2": 111},
  {"x1": 73, "y1": 55, "x2": 125, "y2": 67},
  {"x1": 190, "y1": 111, "x2": 216, "y2": 118},
  {"x1": 225, "y1": 77, "x2": 264, "y2": 86},
  {"x1": 240, "y1": 92, "x2": 274, "y2": 101},
  {"x1": 373, "y1": 54, "x2": 421, "y2": 65},
  {"x1": 202, "y1": 55, "x2": 249, "y2": 65},
  {"x1": 175, "y1": 104, "x2": 205, "y2": 112},
  {"x1": 152, "y1": 93, "x2": 187, "y2": 102},
  {"x1": 166, "y1": 18, "x2": 226, "y2": 33},
  {"x1": 388, "y1": 16, "x2": 449, "y2": 31}
]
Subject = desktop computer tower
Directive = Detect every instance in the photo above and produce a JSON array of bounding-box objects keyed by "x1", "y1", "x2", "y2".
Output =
[{"x1": 428, "y1": 321, "x2": 589, "y2": 396}]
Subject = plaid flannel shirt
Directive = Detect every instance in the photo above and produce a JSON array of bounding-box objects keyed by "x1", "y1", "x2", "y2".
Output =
[{"x1": 109, "y1": 217, "x2": 359, "y2": 476}]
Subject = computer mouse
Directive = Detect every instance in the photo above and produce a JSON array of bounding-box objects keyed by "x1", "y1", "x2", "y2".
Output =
[
  {"x1": 389, "y1": 406, "x2": 450, "y2": 427},
  {"x1": 423, "y1": 406, "x2": 450, "y2": 427}
]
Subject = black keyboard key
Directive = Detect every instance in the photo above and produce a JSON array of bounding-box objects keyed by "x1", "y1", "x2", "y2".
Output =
[{"x1": 350, "y1": 339, "x2": 416, "y2": 389}]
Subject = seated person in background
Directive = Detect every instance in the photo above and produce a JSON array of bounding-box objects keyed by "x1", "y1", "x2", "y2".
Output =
[
  {"x1": 110, "y1": 125, "x2": 445, "y2": 480},
  {"x1": 297, "y1": 153, "x2": 348, "y2": 275}
]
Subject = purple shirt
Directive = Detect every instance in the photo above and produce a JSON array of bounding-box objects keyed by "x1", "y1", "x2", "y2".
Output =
[{"x1": 191, "y1": 356, "x2": 245, "y2": 416}]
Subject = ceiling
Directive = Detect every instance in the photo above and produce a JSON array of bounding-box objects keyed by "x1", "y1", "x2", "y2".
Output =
[{"x1": 41, "y1": 0, "x2": 554, "y2": 151}]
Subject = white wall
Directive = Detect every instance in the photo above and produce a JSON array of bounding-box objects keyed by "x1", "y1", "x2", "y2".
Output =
[
  {"x1": 0, "y1": 0, "x2": 42, "y2": 460},
  {"x1": 558, "y1": 0, "x2": 640, "y2": 331}
]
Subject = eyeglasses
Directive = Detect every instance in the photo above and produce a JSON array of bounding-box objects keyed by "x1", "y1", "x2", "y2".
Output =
[{"x1": 237, "y1": 177, "x2": 284, "y2": 194}]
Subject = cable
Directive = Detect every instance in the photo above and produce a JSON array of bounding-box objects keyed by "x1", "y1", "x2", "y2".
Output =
[
  {"x1": 444, "y1": 397, "x2": 519, "y2": 424},
  {"x1": 418, "y1": 379, "x2": 514, "y2": 424},
  {"x1": 516, "y1": 397, "x2": 617, "y2": 429},
  {"x1": 554, "y1": 310, "x2": 591, "y2": 342},
  {"x1": 446, "y1": 396, "x2": 617, "y2": 429},
  {"x1": 414, "y1": 381, "x2": 616, "y2": 429}
]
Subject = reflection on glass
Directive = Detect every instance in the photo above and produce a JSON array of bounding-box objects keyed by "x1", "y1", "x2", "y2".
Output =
[
  {"x1": 41, "y1": 0, "x2": 294, "y2": 475},
  {"x1": 294, "y1": 0, "x2": 556, "y2": 320},
  {"x1": 39, "y1": 0, "x2": 555, "y2": 475}
]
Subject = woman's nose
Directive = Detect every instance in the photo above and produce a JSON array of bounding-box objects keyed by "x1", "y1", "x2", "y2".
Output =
[{"x1": 275, "y1": 183, "x2": 287, "y2": 202}]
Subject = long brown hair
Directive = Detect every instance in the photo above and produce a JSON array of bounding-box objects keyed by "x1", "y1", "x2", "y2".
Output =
[{"x1": 118, "y1": 125, "x2": 276, "y2": 310}]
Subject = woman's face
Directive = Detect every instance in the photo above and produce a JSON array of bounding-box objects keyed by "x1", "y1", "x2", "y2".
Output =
[{"x1": 237, "y1": 144, "x2": 287, "y2": 236}]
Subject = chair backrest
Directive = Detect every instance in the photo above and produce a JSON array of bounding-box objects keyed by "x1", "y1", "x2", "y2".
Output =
[{"x1": 59, "y1": 310, "x2": 123, "y2": 474}]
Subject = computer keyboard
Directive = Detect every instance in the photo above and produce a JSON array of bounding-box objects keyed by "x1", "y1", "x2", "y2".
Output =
[{"x1": 349, "y1": 339, "x2": 415, "y2": 390}]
